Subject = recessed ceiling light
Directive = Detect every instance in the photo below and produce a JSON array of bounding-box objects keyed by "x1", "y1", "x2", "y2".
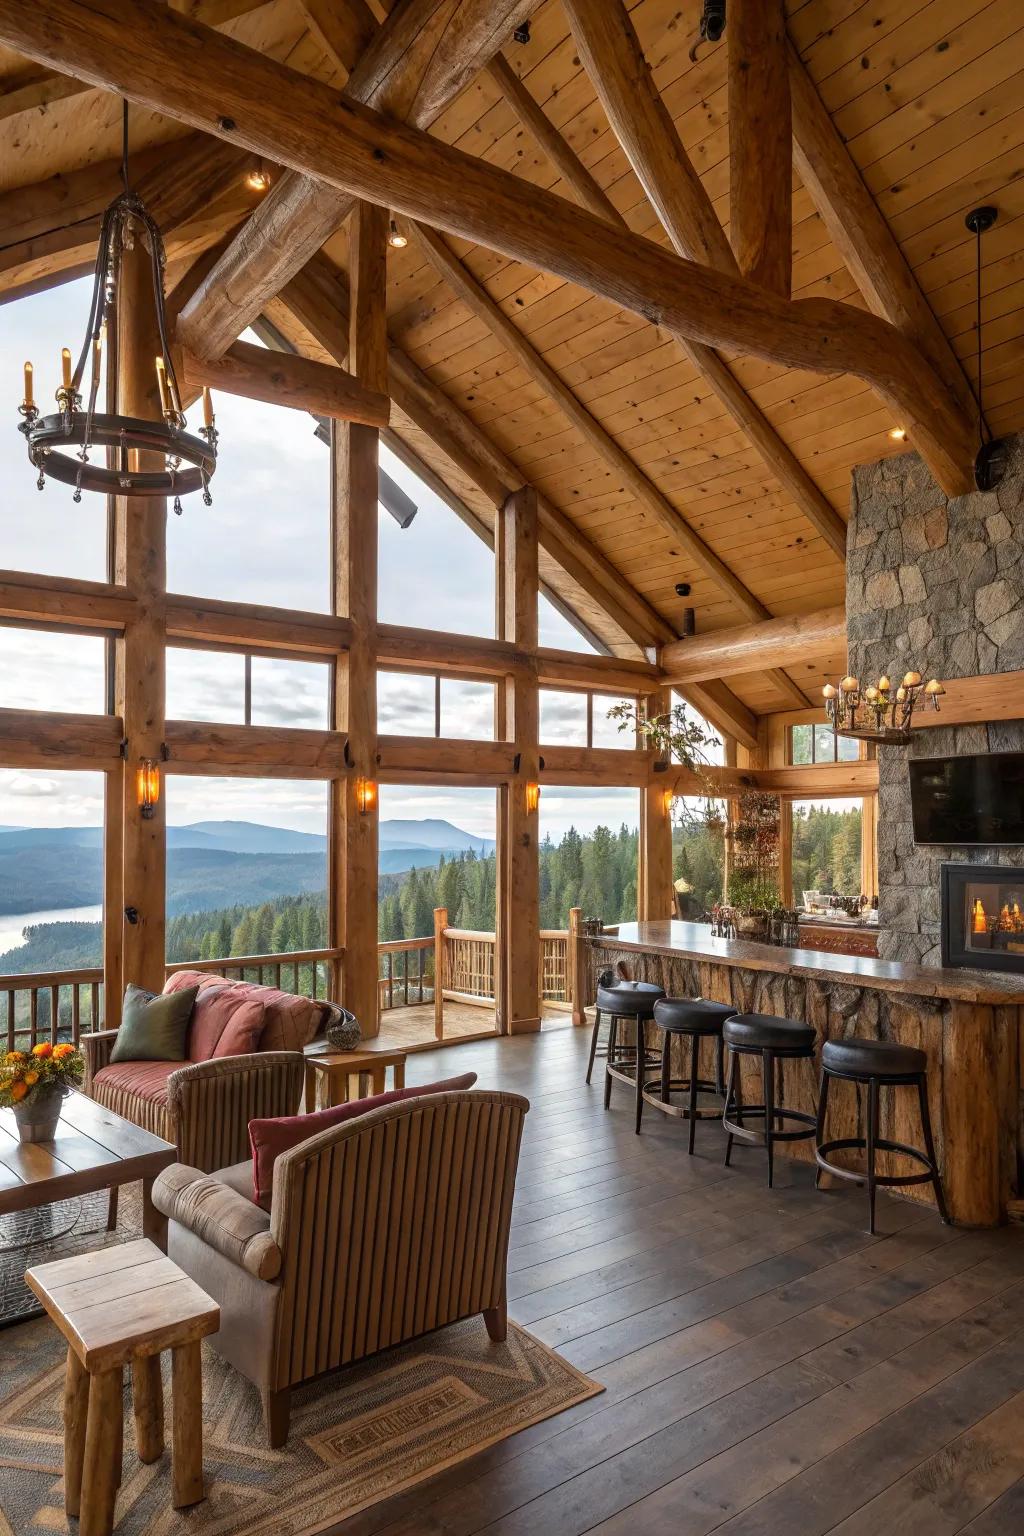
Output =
[
  {"x1": 388, "y1": 218, "x2": 408, "y2": 249},
  {"x1": 246, "y1": 165, "x2": 270, "y2": 192},
  {"x1": 889, "y1": 427, "x2": 907, "y2": 441}
]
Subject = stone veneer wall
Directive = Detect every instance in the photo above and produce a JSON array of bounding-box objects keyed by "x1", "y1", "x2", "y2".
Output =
[{"x1": 846, "y1": 432, "x2": 1024, "y2": 964}]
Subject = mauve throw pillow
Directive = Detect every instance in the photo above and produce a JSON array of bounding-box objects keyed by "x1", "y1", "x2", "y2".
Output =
[
  {"x1": 212, "y1": 996, "x2": 266, "y2": 1058},
  {"x1": 109, "y1": 983, "x2": 198, "y2": 1064},
  {"x1": 248, "y1": 1071, "x2": 478, "y2": 1204},
  {"x1": 186, "y1": 984, "x2": 266, "y2": 1062}
]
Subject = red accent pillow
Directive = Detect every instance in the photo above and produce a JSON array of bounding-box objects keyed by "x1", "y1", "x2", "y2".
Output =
[
  {"x1": 248, "y1": 1071, "x2": 477, "y2": 1205},
  {"x1": 186, "y1": 984, "x2": 266, "y2": 1062}
]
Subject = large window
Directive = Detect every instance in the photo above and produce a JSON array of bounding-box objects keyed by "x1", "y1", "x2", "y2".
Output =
[
  {"x1": 166, "y1": 333, "x2": 331, "y2": 612},
  {"x1": 790, "y1": 722, "x2": 860, "y2": 765},
  {"x1": 164, "y1": 777, "x2": 328, "y2": 962},
  {"x1": 166, "y1": 649, "x2": 330, "y2": 728},
  {"x1": 791, "y1": 798, "x2": 866, "y2": 900},
  {"x1": 673, "y1": 802, "x2": 726, "y2": 916},
  {"x1": 538, "y1": 787, "x2": 640, "y2": 927},
  {"x1": 377, "y1": 670, "x2": 496, "y2": 739},
  {"x1": 539, "y1": 689, "x2": 638, "y2": 748},
  {"x1": 2, "y1": 279, "x2": 109, "y2": 582},
  {"x1": 0, "y1": 627, "x2": 108, "y2": 714},
  {"x1": 0, "y1": 768, "x2": 105, "y2": 975}
]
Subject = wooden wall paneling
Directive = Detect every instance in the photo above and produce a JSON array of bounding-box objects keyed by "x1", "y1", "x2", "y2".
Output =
[
  {"x1": 495, "y1": 486, "x2": 540, "y2": 1036},
  {"x1": 332, "y1": 200, "x2": 385, "y2": 1038},
  {"x1": 113, "y1": 220, "x2": 167, "y2": 996}
]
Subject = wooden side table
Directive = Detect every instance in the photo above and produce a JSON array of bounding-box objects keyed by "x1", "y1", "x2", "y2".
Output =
[
  {"x1": 26, "y1": 1239, "x2": 219, "y2": 1536},
  {"x1": 302, "y1": 1045, "x2": 407, "y2": 1113}
]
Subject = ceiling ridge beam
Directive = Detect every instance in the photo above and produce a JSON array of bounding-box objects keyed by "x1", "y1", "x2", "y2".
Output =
[
  {"x1": 660, "y1": 605, "x2": 846, "y2": 685},
  {"x1": 0, "y1": 0, "x2": 973, "y2": 497},
  {"x1": 557, "y1": 0, "x2": 846, "y2": 560},
  {"x1": 405, "y1": 217, "x2": 769, "y2": 622},
  {"x1": 787, "y1": 38, "x2": 977, "y2": 430}
]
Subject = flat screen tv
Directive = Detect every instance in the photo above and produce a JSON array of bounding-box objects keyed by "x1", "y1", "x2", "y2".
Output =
[{"x1": 909, "y1": 752, "x2": 1024, "y2": 846}]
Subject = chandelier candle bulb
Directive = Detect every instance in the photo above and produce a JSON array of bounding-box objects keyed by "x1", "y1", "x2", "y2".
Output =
[
  {"x1": 903, "y1": 671, "x2": 922, "y2": 688},
  {"x1": 91, "y1": 336, "x2": 102, "y2": 386},
  {"x1": 840, "y1": 675, "x2": 859, "y2": 693},
  {"x1": 202, "y1": 387, "x2": 214, "y2": 429},
  {"x1": 155, "y1": 354, "x2": 170, "y2": 416},
  {"x1": 22, "y1": 361, "x2": 33, "y2": 411},
  {"x1": 60, "y1": 347, "x2": 71, "y2": 390},
  {"x1": 822, "y1": 683, "x2": 837, "y2": 699},
  {"x1": 878, "y1": 675, "x2": 891, "y2": 692}
]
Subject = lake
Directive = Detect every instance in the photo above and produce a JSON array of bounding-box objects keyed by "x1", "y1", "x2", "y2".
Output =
[{"x1": 0, "y1": 905, "x2": 103, "y2": 958}]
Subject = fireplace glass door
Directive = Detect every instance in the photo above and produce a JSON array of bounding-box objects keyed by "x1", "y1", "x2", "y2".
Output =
[{"x1": 941, "y1": 863, "x2": 1024, "y2": 973}]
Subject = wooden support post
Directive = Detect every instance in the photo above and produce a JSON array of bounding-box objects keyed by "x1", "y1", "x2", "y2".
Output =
[
  {"x1": 568, "y1": 906, "x2": 586, "y2": 1027},
  {"x1": 861, "y1": 791, "x2": 878, "y2": 901},
  {"x1": 638, "y1": 690, "x2": 673, "y2": 922},
  {"x1": 779, "y1": 797, "x2": 794, "y2": 907},
  {"x1": 496, "y1": 487, "x2": 541, "y2": 1036},
  {"x1": 728, "y1": 0, "x2": 791, "y2": 297},
  {"x1": 433, "y1": 905, "x2": 447, "y2": 1041},
  {"x1": 333, "y1": 201, "x2": 385, "y2": 1038},
  {"x1": 113, "y1": 215, "x2": 167, "y2": 995}
]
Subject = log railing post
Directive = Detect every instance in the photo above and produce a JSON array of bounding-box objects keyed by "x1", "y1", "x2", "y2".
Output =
[
  {"x1": 433, "y1": 906, "x2": 447, "y2": 1041},
  {"x1": 568, "y1": 907, "x2": 587, "y2": 1026}
]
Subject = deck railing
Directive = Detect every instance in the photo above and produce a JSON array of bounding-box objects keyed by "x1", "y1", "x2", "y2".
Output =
[
  {"x1": 1, "y1": 968, "x2": 104, "y2": 1052},
  {"x1": 0, "y1": 906, "x2": 589, "y2": 1049}
]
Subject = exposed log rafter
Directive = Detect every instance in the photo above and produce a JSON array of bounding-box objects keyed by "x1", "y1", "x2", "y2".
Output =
[{"x1": 728, "y1": 0, "x2": 791, "y2": 298}]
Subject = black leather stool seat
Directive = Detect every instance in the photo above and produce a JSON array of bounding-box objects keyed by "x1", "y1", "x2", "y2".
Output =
[
  {"x1": 596, "y1": 981, "x2": 665, "y2": 1019},
  {"x1": 654, "y1": 997, "x2": 734, "y2": 1034},
  {"x1": 821, "y1": 1038, "x2": 926, "y2": 1078},
  {"x1": 724, "y1": 1013, "x2": 816, "y2": 1054}
]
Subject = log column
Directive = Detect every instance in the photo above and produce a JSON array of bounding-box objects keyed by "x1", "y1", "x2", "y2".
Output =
[
  {"x1": 638, "y1": 689, "x2": 673, "y2": 921},
  {"x1": 112, "y1": 217, "x2": 168, "y2": 1000},
  {"x1": 333, "y1": 202, "x2": 385, "y2": 1036},
  {"x1": 728, "y1": 0, "x2": 792, "y2": 297},
  {"x1": 496, "y1": 487, "x2": 541, "y2": 1035}
]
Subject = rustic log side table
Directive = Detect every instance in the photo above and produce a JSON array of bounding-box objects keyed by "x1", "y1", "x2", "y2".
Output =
[
  {"x1": 27, "y1": 1238, "x2": 219, "y2": 1536},
  {"x1": 302, "y1": 1043, "x2": 407, "y2": 1113}
]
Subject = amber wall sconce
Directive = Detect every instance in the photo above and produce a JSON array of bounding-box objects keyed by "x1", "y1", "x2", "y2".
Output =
[
  {"x1": 356, "y1": 777, "x2": 378, "y2": 815},
  {"x1": 136, "y1": 758, "x2": 160, "y2": 820},
  {"x1": 525, "y1": 782, "x2": 541, "y2": 814}
]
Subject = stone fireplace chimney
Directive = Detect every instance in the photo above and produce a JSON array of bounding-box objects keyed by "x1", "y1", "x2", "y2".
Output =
[{"x1": 846, "y1": 434, "x2": 1024, "y2": 965}]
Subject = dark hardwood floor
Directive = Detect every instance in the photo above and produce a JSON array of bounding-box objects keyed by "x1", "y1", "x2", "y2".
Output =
[{"x1": 334, "y1": 1024, "x2": 1024, "y2": 1536}]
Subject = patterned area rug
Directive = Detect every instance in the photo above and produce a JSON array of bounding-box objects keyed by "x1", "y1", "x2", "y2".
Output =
[
  {"x1": 0, "y1": 1186, "x2": 142, "y2": 1326},
  {"x1": 0, "y1": 1310, "x2": 601, "y2": 1534}
]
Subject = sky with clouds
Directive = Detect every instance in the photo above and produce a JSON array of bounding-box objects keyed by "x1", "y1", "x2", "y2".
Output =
[{"x1": 1, "y1": 276, "x2": 645, "y2": 843}]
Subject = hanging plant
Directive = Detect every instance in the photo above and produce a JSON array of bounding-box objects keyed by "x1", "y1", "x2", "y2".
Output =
[{"x1": 606, "y1": 699, "x2": 723, "y2": 830}]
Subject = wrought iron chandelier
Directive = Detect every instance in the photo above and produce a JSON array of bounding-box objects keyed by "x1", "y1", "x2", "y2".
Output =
[
  {"x1": 17, "y1": 105, "x2": 217, "y2": 514},
  {"x1": 822, "y1": 670, "x2": 944, "y2": 746}
]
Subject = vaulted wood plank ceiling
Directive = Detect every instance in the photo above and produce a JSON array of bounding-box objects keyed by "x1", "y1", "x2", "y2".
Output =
[{"x1": 1, "y1": 0, "x2": 1020, "y2": 710}]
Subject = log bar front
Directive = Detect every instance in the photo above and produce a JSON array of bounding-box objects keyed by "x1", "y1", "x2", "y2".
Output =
[{"x1": 587, "y1": 921, "x2": 1024, "y2": 1227}]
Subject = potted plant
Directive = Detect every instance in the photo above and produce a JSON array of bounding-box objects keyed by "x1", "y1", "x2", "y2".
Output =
[
  {"x1": 606, "y1": 700, "x2": 723, "y2": 829},
  {"x1": 0, "y1": 1042, "x2": 84, "y2": 1143}
]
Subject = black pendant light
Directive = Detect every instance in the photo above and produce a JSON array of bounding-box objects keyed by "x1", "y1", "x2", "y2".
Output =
[{"x1": 965, "y1": 204, "x2": 1006, "y2": 492}]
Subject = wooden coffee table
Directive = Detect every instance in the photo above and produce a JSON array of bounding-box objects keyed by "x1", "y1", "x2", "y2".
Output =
[
  {"x1": 0, "y1": 1090, "x2": 177, "y2": 1251},
  {"x1": 302, "y1": 1044, "x2": 407, "y2": 1112}
]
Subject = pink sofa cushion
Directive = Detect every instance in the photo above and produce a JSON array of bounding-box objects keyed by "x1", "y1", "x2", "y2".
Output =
[
  {"x1": 93, "y1": 1059, "x2": 178, "y2": 1107},
  {"x1": 165, "y1": 971, "x2": 325, "y2": 1054},
  {"x1": 248, "y1": 1071, "x2": 478, "y2": 1205},
  {"x1": 169, "y1": 980, "x2": 266, "y2": 1062}
]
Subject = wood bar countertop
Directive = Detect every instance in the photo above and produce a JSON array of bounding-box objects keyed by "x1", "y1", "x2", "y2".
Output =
[{"x1": 591, "y1": 921, "x2": 1024, "y2": 1006}]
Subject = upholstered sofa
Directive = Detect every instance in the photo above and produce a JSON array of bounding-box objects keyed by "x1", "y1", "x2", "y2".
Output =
[
  {"x1": 152, "y1": 1088, "x2": 529, "y2": 1445},
  {"x1": 82, "y1": 972, "x2": 343, "y2": 1173}
]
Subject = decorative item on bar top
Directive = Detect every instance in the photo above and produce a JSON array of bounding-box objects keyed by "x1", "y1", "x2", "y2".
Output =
[
  {"x1": 822, "y1": 670, "x2": 944, "y2": 745},
  {"x1": 16, "y1": 103, "x2": 217, "y2": 514},
  {"x1": 1, "y1": 1042, "x2": 84, "y2": 1144}
]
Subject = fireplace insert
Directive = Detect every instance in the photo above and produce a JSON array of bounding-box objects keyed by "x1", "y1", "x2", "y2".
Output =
[{"x1": 940, "y1": 862, "x2": 1024, "y2": 973}]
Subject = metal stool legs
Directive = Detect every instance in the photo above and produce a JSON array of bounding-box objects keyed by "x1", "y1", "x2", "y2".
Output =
[
  {"x1": 723, "y1": 1046, "x2": 816, "y2": 1187},
  {"x1": 586, "y1": 1006, "x2": 603, "y2": 1085}
]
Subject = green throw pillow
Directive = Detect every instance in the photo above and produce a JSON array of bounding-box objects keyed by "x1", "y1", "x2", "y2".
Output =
[{"x1": 109, "y1": 983, "x2": 199, "y2": 1064}]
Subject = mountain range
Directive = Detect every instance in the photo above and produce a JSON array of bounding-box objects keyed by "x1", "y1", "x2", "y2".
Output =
[{"x1": 0, "y1": 819, "x2": 495, "y2": 916}]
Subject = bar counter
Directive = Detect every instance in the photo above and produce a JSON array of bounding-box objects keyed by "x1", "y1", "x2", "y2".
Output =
[{"x1": 586, "y1": 921, "x2": 1024, "y2": 1227}]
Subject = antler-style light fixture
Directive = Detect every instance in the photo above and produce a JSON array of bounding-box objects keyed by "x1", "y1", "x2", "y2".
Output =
[
  {"x1": 823, "y1": 671, "x2": 944, "y2": 746},
  {"x1": 17, "y1": 104, "x2": 217, "y2": 514}
]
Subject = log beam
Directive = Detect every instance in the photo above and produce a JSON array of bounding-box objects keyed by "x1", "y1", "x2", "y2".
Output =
[
  {"x1": 0, "y1": 0, "x2": 975, "y2": 495},
  {"x1": 179, "y1": 337, "x2": 390, "y2": 425},
  {"x1": 559, "y1": 0, "x2": 846, "y2": 556},
  {"x1": 660, "y1": 606, "x2": 848, "y2": 685},
  {"x1": 177, "y1": 0, "x2": 543, "y2": 362},
  {"x1": 729, "y1": 0, "x2": 791, "y2": 297}
]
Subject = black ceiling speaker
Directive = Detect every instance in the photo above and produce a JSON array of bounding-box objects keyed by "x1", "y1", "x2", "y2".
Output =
[
  {"x1": 964, "y1": 205, "x2": 1007, "y2": 493},
  {"x1": 700, "y1": 0, "x2": 726, "y2": 43}
]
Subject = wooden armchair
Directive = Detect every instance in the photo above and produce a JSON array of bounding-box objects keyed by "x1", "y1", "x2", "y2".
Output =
[{"x1": 152, "y1": 1089, "x2": 529, "y2": 1444}]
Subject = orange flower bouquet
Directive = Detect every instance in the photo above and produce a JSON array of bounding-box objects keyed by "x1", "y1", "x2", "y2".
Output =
[{"x1": 1, "y1": 1042, "x2": 84, "y2": 1143}]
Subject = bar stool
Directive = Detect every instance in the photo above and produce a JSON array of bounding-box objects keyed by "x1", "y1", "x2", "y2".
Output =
[
  {"x1": 722, "y1": 1013, "x2": 817, "y2": 1186},
  {"x1": 815, "y1": 1037, "x2": 950, "y2": 1234},
  {"x1": 585, "y1": 969, "x2": 618, "y2": 1084},
  {"x1": 640, "y1": 998, "x2": 735, "y2": 1149},
  {"x1": 597, "y1": 981, "x2": 665, "y2": 1127}
]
